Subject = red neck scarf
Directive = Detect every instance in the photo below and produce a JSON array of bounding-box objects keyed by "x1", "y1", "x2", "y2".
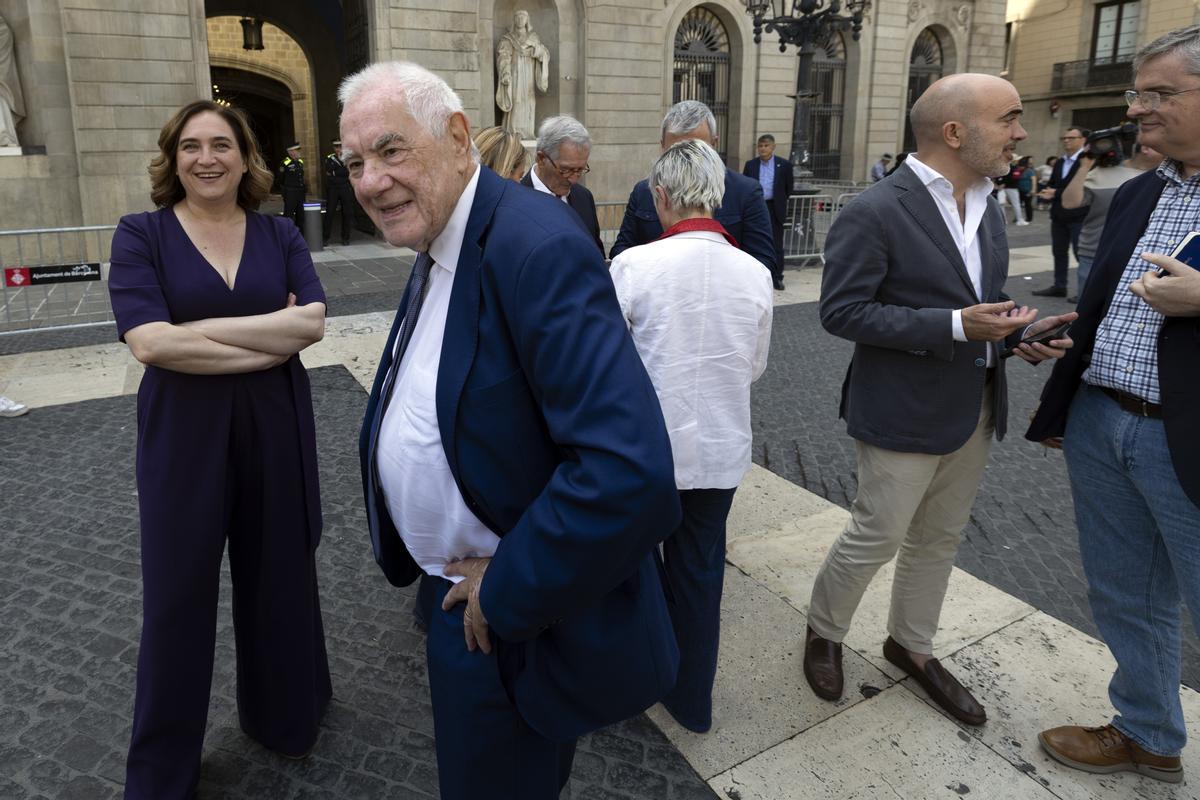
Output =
[{"x1": 655, "y1": 217, "x2": 739, "y2": 248}]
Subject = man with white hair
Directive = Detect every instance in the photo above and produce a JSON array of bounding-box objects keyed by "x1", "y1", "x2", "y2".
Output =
[
  {"x1": 610, "y1": 138, "x2": 772, "y2": 733},
  {"x1": 610, "y1": 100, "x2": 777, "y2": 287},
  {"x1": 339, "y1": 61, "x2": 681, "y2": 799},
  {"x1": 522, "y1": 114, "x2": 603, "y2": 253}
]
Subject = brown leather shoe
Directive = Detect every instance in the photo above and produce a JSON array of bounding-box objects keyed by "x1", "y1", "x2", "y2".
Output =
[
  {"x1": 804, "y1": 625, "x2": 843, "y2": 701},
  {"x1": 1039, "y1": 724, "x2": 1182, "y2": 783},
  {"x1": 883, "y1": 637, "x2": 986, "y2": 726}
]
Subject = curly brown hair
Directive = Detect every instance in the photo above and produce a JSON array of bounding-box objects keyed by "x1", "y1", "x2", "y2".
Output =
[{"x1": 149, "y1": 101, "x2": 274, "y2": 210}]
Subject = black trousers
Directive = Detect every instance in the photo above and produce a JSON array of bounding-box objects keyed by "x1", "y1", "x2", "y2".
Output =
[
  {"x1": 323, "y1": 184, "x2": 355, "y2": 244},
  {"x1": 1050, "y1": 215, "x2": 1084, "y2": 289},
  {"x1": 282, "y1": 189, "x2": 305, "y2": 229},
  {"x1": 764, "y1": 200, "x2": 785, "y2": 282}
]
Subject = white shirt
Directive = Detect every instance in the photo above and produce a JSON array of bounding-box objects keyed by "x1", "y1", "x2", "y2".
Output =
[
  {"x1": 610, "y1": 230, "x2": 773, "y2": 489},
  {"x1": 904, "y1": 155, "x2": 997, "y2": 364},
  {"x1": 376, "y1": 165, "x2": 499, "y2": 582},
  {"x1": 1059, "y1": 150, "x2": 1080, "y2": 180},
  {"x1": 530, "y1": 166, "x2": 568, "y2": 203}
]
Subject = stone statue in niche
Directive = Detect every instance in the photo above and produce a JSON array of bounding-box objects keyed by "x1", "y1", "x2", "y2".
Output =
[
  {"x1": 495, "y1": 10, "x2": 549, "y2": 139},
  {"x1": 0, "y1": 14, "x2": 25, "y2": 148}
]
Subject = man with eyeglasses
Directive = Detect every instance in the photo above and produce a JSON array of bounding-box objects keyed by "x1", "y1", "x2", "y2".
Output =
[
  {"x1": 1029, "y1": 25, "x2": 1200, "y2": 785},
  {"x1": 1034, "y1": 127, "x2": 1091, "y2": 297},
  {"x1": 523, "y1": 115, "x2": 604, "y2": 254}
]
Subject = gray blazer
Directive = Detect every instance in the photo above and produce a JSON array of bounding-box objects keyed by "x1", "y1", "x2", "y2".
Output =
[{"x1": 820, "y1": 163, "x2": 1017, "y2": 455}]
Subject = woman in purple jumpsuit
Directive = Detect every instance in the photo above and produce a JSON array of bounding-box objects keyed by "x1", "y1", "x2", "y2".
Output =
[{"x1": 109, "y1": 101, "x2": 331, "y2": 799}]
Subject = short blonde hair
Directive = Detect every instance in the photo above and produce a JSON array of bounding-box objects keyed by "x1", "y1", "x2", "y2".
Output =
[
  {"x1": 149, "y1": 101, "x2": 273, "y2": 210},
  {"x1": 649, "y1": 139, "x2": 726, "y2": 214},
  {"x1": 474, "y1": 126, "x2": 529, "y2": 179}
]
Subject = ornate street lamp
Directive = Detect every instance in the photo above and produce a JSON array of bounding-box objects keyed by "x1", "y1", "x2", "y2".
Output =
[{"x1": 745, "y1": 1, "x2": 870, "y2": 192}]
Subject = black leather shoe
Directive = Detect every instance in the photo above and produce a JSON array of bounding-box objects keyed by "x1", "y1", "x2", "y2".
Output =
[
  {"x1": 773, "y1": 278, "x2": 786, "y2": 291},
  {"x1": 804, "y1": 625, "x2": 843, "y2": 701},
  {"x1": 1032, "y1": 285, "x2": 1067, "y2": 297},
  {"x1": 1067, "y1": 295, "x2": 1078, "y2": 304},
  {"x1": 883, "y1": 637, "x2": 986, "y2": 726}
]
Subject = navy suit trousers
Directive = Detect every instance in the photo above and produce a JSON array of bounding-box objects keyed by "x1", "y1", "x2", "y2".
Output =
[
  {"x1": 422, "y1": 575, "x2": 577, "y2": 799},
  {"x1": 660, "y1": 487, "x2": 737, "y2": 732}
]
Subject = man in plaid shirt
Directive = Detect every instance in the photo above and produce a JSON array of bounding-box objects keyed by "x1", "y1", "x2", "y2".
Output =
[{"x1": 1028, "y1": 25, "x2": 1200, "y2": 785}]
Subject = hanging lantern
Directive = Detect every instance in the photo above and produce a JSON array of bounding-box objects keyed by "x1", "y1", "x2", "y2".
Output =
[{"x1": 240, "y1": 18, "x2": 264, "y2": 51}]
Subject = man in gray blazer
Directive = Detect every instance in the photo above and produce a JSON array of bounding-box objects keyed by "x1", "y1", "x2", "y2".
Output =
[{"x1": 802, "y1": 74, "x2": 1077, "y2": 724}]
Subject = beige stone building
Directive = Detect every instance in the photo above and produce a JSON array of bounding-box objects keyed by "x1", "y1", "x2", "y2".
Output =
[
  {"x1": 1005, "y1": 0, "x2": 1200, "y2": 164},
  {"x1": 0, "y1": 0, "x2": 1006, "y2": 232}
]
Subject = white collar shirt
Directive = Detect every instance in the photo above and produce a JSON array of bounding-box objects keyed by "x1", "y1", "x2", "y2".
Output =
[
  {"x1": 530, "y1": 165, "x2": 569, "y2": 203},
  {"x1": 376, "y1": 164, "x2": 499, "y2": 582},
  {"x1": 609, "y1": 230, "x2": 773, "y2": 489},
  {"x1": 905, "y1": 155, "x2": 998, "y2": 364},
  {"x1": 1060, "y1": 150, "x2": 1080, "y2": 179}
]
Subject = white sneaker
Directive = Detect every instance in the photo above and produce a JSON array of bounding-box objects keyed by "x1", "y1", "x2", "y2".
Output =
[
  {"x1": 1016, "y1": 220, "x2": 1029, "y2": 226},
  {"x1": 0, "y1": 396, "x2": 28, "y2": 417}
]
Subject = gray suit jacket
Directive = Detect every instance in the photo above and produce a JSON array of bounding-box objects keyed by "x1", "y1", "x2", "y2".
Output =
[{"x1": 820, "y1": 163, "x2": 1017, "y2": 455}]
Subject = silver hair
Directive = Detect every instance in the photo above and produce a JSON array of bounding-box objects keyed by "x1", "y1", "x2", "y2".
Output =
[
  {"x1": 649, "y1": 139, "x2": 726, "y2": 214},
  {"x1": 660, "y1": 100, "x2": 717, "y2": 143},
  {"x1": 337, "y1": 61, "x2": 464, "y2": 138},
  {"x1": 1134, "y1": 24, "x2": 1200, "y2": 75},
  {"x1": 536, "y1": 115, "x2": 591, "y2": 160}
]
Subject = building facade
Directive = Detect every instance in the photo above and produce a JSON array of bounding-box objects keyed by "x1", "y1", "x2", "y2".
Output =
[
  {"x1": 0, "y1": 0, "x2": 1005, "y2": 232},
  {"x1": 1004, "y1": 0, "x2": 1200, "y2": 164}
]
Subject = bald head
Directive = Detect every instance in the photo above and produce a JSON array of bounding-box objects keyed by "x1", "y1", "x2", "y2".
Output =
[
  {"x1": 907, "y1": 73, "x2": 1026, "y2": 181},
  {"x1": 909, "y1": 74, "x2": 1015, "y2": 147}
]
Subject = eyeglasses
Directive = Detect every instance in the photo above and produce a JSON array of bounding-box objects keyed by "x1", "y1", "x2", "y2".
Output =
[
  {"x1": 542, "y1": 152, "x2": 590, "y2": 178},
  {"x1": 1125, "y1": 87, "x2": 1200, "y2": 110}
]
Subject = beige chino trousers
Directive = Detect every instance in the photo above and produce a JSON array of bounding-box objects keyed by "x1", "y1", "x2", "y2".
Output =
[{"x1": 808, "y1": 388, "x2": 994, "y2": 654}]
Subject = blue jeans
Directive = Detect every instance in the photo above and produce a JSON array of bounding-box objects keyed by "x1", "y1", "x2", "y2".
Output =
[
  {"x1": 1065, "y1": 384, "x2": 1200, "y2": 756},
  {"x1": 1076, "y1": 257, "x2": 1093, "y2": 295}
]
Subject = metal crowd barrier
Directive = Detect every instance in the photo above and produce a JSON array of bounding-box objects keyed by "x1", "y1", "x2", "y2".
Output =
[
  {"x1": 0, "y1": 225, "x2": 118, "y2": 333},
  {"x1": 595, "y1": 201, "x2": 626, "y2": 256},
  {"x1": 783, "y1": 192, "x2": 860, "y2": 263}
]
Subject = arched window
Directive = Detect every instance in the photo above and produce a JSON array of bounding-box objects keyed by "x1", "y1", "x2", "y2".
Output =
[
  {"x1": 673, "y1": 7, "x2": 730, "y2": 159},
  {"x1": 809, "y1": 31, "x2": 847, "y2": 179},
  {"x1": 903, "y1": 28, "x2": 944, "y2": 153}
]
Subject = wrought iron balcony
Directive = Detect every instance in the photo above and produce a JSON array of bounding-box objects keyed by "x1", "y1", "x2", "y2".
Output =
[{"x1": 1051, "y1": 59, "x2": 1133, "y2": 92}]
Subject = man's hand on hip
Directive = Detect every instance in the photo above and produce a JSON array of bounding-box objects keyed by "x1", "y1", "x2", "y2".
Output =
[
  {"x1": 442, "y1": 557, "x2": 493, "y2": 654},
  {"x1": 1131, "y1": 253, "x2": 1200, "y2": 317},
  {"x1": 962, "y1": 301, "x2": 1037, "y2": 342}
]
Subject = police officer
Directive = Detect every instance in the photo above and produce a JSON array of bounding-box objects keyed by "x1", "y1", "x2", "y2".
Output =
[
  {"x1": 279, "y1": 142, "x2": 305, "y2": 229},
  {"x1": 323, "y1": 138, "x2": 355, "y2": 246}
]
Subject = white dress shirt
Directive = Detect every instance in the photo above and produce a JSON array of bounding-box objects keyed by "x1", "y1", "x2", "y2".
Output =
[
  {"x1": 610, "y1": 229, "x2": 773, "y2": 490},
  {"x1": 904, "y1": 155, "x2": 998, "y2": 364},
  {"x1": 530, "y1": 166, "x2": 568, "y2": 203},
  {"x1": 376, "y1": 165, "x2": 500, "y2": 583}
]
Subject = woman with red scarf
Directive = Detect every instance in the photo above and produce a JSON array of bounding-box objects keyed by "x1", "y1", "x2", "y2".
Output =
[{"x1": 609, "y1": 139, "x2": 773, "y2": 733}]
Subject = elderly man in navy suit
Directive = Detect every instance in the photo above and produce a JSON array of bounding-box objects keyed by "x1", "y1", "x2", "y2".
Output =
[
  {"x1": 743, "y1": 133, "x2": 794, "y2": 289},
  {"x1": 610, "y1": 100, "x2": 775, "y2": 279},
  {"x1": 340, "y1": 61, "x2": 681, "y2": 800},
  {"x1": 802, "y1": 73, "x2": 1076, "y2": 725},
  {"x1": 521, "y1": 114, "x2": 604, "y2": 254}
]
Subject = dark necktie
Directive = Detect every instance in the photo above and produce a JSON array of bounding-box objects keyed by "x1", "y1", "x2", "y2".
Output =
[{"x1": 367, "y1": 251, "x2": 434, "y2": 491}]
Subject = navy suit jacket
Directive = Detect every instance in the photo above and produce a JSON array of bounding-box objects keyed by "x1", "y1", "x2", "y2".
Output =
[
  {"x1": 742, "y1": 155, "x2": 794, "y2": 225},
  {"x1": 1027, "y1": 169, "x2": 1200, "y2": 508},
  {"x1": 821, "y1": 164, "x2": 1019, "y2": 454},
  {"x1": 609, "y1": 168, "x2": 775, "y2": 271},
  {"x1": 358, "y1": 166, "x2": 682, "y2": 741},
  {"x1": 519, "y1": 170, "x2": 604, "y2": 254}
]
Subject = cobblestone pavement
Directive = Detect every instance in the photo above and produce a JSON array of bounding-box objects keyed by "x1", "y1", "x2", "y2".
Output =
[
  {"x1": 0, "y1": 366, "x2": 715, "y2": 799},
  {"x1": 751, "y1": 268, "x2": 1200, "y2": 689}
]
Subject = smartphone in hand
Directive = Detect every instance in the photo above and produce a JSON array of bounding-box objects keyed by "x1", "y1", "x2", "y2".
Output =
[{"x1": 1000, "y1": 321, "x2": 1072, "y2": 359}]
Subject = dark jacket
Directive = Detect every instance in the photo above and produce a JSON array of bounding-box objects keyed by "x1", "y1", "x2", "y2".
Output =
[
  {"x1": 1027, "y1": 169, "x2": 1200, "y2": 508},
  {"x1": 820, "y1": 163, "x2": 1021, "y2": 454},
  {"x1": 279, "y1": 156, "x2": 305, "y2": 192},
  {"x1": 358, "y1": 166, "x2": 681, "y2": 740},
  {"x1": 1047, "y1": 154, "x2": 1089, "y2": 222},
  {"x1": 519, "y1": 170, "x2": 604, "y2": 254},
  {"x1": 609, "y1": 169, "x2": 775, "y2": 272},
  {"x1": 742, "y1": 155, "x2": 795, "y2": 225}
]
